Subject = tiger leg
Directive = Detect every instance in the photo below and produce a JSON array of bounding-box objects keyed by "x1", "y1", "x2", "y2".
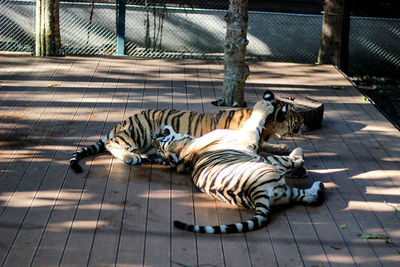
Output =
[
  {"x1": 259, "y1": 141, "x2": 289, "y2": 155},
  {"x1": 285, "y1": 147, "x2": 304, "y2": 168},
  {"x1": 106, "y1": 138, "x2": 143, "y2": 165},
  {"x1": 239, "y1": 101, "x2": 275, "y2": 149},
  {"x1": 272, "y1": 182, "x2": 324, "y2": 206},
  {"x1": 266, "y1": 147, "x2": 304, "y2": 169},
  {"x1": 265, "y1": 147, "x2": 306, "y2": 179}
]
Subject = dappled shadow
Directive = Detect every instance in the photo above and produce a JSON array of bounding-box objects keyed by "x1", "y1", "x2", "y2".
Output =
[{"x1": 1, "y1": 55, "x2": 399, "y2": 266}]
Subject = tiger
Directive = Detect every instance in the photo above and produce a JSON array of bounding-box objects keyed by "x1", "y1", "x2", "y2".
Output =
[
  {"x1": 69, "y1": 90, "x2": 303, "y2": 173},
  {"x1": 153, "y1": 99, "x2": 324, "y2": 234}
]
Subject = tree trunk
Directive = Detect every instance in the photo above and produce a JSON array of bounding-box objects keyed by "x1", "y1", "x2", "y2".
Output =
[
  {"x1": 317, "y1": 0, "x2": 350, "y2": 72},
  {"x1": 35, "y1": 0, "x2": 63, "y2": 57},
  {"x1": 213, "y1": 0, "x2": 249, "y2": 107}
]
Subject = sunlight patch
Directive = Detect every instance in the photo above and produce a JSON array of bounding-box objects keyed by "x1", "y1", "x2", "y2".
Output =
[
  {"x1": 309, "y1": 168, "x2": 347, "y2": 174},
  {"x1": 49, "y1": 220, "x2": 108, "y2": 232},
  {"x1": 351, "y1": 170, "x2": 400, "y2": 180},
  {"x1": 346, "y1": 200, "x2": 399, "y2": 213}
]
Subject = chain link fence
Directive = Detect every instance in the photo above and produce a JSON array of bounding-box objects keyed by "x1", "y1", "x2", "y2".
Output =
[{"x1": 0, "y1": 0, "x2": 399, "y2": 76}]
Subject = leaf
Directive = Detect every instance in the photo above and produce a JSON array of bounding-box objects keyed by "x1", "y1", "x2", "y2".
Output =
[
  {"x1": 384, "y1": 201, "x2": 400, "y2": 213},
  {"x1": 330, "y1": 245, "x2": 342, "y2": 250},
  {"x1": 47, "y1": 83, "x2": 58, "y2": 87},
  {"x1": 359, "y1": 233, "x2": 389, "y2": 239},
  {"x1": 340, "y1": 224, "x2": 347, "y2": 229},
  {"x1": 362, "y1": 96, "x2": 369, "y2": 102},
  {"x1": 329, "y1": 85, "x2": 345, "y2": 90}
]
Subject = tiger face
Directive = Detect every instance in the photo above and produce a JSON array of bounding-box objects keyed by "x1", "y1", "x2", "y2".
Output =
[
  {"x1": 262, "y1": 99, "x2": 304, "y2": 140},
  {"x1": 153, "y1": 125, "x2": 194, "y2": 169}
]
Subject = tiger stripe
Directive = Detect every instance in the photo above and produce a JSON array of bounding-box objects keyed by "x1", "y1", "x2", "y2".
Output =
[
  {"x1": 155, "y1": 99, "x2": 321, "y2": 234},
  {"x1": 70, "y1": 91, "x2": 303, "y2": 173}
]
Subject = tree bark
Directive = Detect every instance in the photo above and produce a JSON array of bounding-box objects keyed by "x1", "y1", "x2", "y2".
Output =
[
  {"x1": 35, "y1": 0, "x2": 63, "y2": 57},
  {"x1": 213, "y1": 0, "x2": 249, "y2": 107},
  {"x1": 317, "y1": 0, "x2": 350, "y2": 72}
]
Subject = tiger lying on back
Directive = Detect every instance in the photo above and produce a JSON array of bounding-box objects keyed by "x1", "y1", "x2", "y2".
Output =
[
  {"x1": 70, "y1": 91, "x2": 303, "y2": 173},
  {"x1": 154, "y1": 99, "x2": 324, "y2": 234}
]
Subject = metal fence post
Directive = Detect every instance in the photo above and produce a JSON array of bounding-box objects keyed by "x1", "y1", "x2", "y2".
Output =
[{"x1": 116, "y1": 0, "x2": 126, "y2": 55}]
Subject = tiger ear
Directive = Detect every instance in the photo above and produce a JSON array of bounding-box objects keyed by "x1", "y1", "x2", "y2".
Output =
[
  {"x1": 162, "y1": 125, "x2": 175, "y2": 136},
  {"x1": 263, "y1": 90, "x2": 275, "y2": 101},
  {"x1": 276, "y1": 106, "x2": 287, "y2": 122}
]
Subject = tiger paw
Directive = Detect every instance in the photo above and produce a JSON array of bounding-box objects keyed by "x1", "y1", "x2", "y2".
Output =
[
  {"x1": 253, "y1": 100, "x2": 275, "y2": 117},
  {"x1": 309, "y1": 181, "x2": 325, "y2": 206},
  {"x1": 122, "y1": 154, "x2": 142, "y2": 165},
  {"x1": 289, "y1": 147, "x2": 304, "y2": 168},
  {"x1": 109, "y1": 148, "x2": 142, "y2": 165}
]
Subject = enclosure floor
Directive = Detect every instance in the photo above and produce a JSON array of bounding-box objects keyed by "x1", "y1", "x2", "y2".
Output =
[{"x1": 1, "y1": 53, "x2": 399, "y2": 267}]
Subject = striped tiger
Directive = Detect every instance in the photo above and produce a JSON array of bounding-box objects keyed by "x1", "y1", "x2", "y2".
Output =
[
  {"x1": 154, "y1": 99, "x2": 324, "y2": 234},
  {"x1": 70, "y1": 91, "x2": 303, "y2": 173}
]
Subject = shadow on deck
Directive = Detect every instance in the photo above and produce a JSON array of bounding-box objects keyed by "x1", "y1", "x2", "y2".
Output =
[{"x1": 0, "y1": 53, "x2": 399, "y2": 266}]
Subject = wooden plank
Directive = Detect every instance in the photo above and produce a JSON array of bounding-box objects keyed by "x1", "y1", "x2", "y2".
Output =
[
  {"x1": 0, "y1": 58, "x2": 78, "y2": 264},
  {"x1": 293, "y1": 132, "x2": 367, "y2": 266},
  {"x1": 217, "y1": 202, "x2": 253, "y2": 267},
  {"x1": 182, "y1": 59, "x2": 226, "y2": 267},
  {"x1": 206, "y1": 60, "x2": 223, "y2": 106},
  {"x1": 193, "y1": 194, "x2": 225, "y2": 267},
  {"x1": 157, "y1": 58, "x2": 173, "y2": 109},
  {"x1": 283, "y1": 68, "x2": 378, "y2": 266},
  {"x1": 115, "y1": 163, "x2": 151, "y2": 266},
  {"x1": 0, "y1": 58, "x2": 75, "y2": 219},
  {"x1": 244, "y1": 223, "x2": 278, "y2": 267},
  {"x1": 86, "y1": 57, "x2": 134, "y2": 266},
  {"x1": 291, "y1": 66, "x2": 398, "y2": 266},
  {"x1": 247, "y1": 62, "x2": 326, "y2": 266},
  {"x1": 200, "y1": 63, "x2": 253, "y2": 267},
  {"x1": 170, "y1": 170, "x2": 198, "y2": 267},
  {"x1": 312, "y1": 91, "x2": 400, "y2": 264},
  {"x1": 250, "y1": 64, "x2": 351, "y2": 265},
  {"x1": 139, "y1": 58, "x2": 173, "y2": 266},
  {"x1": 141, "y1": 59, "x2": 160, "y2": 110},
  {"x1": 166, "y1": 58, "x2": 198, "y2": 266},
  {"x1": 0, "y1": 57, "x2": 100, "y2": 267},
  {"x1": 113, "y1": 57, "x2": 151, "y2": 266},
  {"x1": 0, "y1": 57, "x2": 68, "y2": 178},
  {"x1": 0, "y1": 56, "x2": 399, "y2": 267},
  {"x1": 196, "y1": 59, "x2": 220, "y2": 113},
  {"x1": 0, "y1": 54, "x2": 17, "y2": 71},
  {"x1": 56, "y1": 57, "x2": 119, "y2": 266},
  {"x1": 143, "y1": 164, "x2": 172, "y2": 266},
  {"x1": 0, "y1": 57, "x2": 67, "y2": 140},
  {"x1": 0, "y1": 55, "x2": 42, "y2": 108},
  {"x1": 27, "y1": 57, "x2": 104, "y2": 267},
  {"x1": 171, "y1": 58, "x2": 188, "y2": 110}
]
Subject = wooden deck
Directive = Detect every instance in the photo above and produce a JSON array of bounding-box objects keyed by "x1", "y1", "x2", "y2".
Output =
[{"x1": 0, "y1": 53, "x2": 399, "y2": 267}]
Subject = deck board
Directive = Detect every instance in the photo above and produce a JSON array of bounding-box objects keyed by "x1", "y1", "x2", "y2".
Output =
[{"x1": 1, "y1": 53, "x2": 399, "y2": 267}]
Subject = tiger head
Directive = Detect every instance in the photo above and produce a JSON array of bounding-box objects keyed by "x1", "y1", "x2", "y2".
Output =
[
  {"x1": 262, "y1": 90, "x2": 304, "y2": 140},
  {"x1": 153, "y1": 125, "x2": 194, "y2": 170}
]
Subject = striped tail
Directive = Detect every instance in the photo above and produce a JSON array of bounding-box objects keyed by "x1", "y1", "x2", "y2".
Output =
[
  {"x1": 70, "y1": 140, "x2": 106, "y2": 173},
  {"x1": 173, "y1": 213, "x2": 268, "y2": 234}
]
